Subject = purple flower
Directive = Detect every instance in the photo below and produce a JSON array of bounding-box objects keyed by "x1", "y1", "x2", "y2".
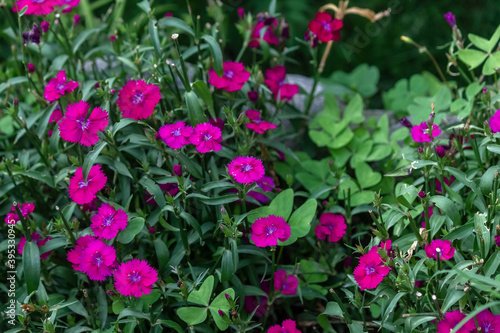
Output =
[
  {"x1": 274, "y1": 270, "x2": 298, "y2": 295},
  {"x1": 41, "y1": 21, "x2": 50, "y2": 32},
  {"x1": 495, "y1": 235, "x2": 500, "y2": 247},
  {"x1": 173, "y1": 165, "x2": 182, "y2": 177},
  {"x1": 444, "y1": 12, "x2": 456, "y2": 28},
  {"x1": 23, "y1": 24, "x2": 41, "y2": 45},
  {"x1": 247, "y1": 91, "x2": 258, "y2": 103},
  {"x1": 436, "y1": 146, "x2": 446, "y2": 158}
]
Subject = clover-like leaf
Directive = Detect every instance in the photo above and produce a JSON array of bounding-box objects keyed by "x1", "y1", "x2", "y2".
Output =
[{"x1": 188, "y1": 275, "x2": 214, "y2": 306}]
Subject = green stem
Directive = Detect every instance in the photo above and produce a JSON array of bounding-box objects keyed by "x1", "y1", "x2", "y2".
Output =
[{"x1": 56, "y1": 206, "x2": 77, "y2": 245}]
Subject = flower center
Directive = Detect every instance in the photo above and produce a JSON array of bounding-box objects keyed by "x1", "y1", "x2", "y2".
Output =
[
  {"x1": 77, "y1": 117, "x2": 90, "y2": 130},
  {"x1": 93, "y1": 253, "x2": 103, "y2": 267},
  {"x1": 322, "y1": 22, "x2": 331, "y2": 32},
  {"x1": 483, "y1": 323, "x2": 492, "y2": 333},
  {"x1": 241, "y1": 164, "x2": 252, "y2": 172},
  {"x1": 203, "y1": 133, "x2": 212, "y2": 141},
  {"x1": 131, "y1": 91, "x2": 144, "y2": 104},
  {"x1": 265, "y1": 225, "x2": 277, "y2": 236},
  {"x1": 128, "y1": 271, "x2": 141, "y2": 283},
  {"x1": 56, "y1": 82, "x2": 65, "y2": 92},
  {"x1": 365, "y1": 264, "x2": 377, "y2": 275},
  {"x1": 171, "y1": 129, "x2": 181, "y2": 137},
  {"x1": 78, "y1": 180, "x2": 88, "y2": 189},
  {"x1": 32, "y1": 0, "x2": 46, "y2": 3},
  {"x1": 327, "y1": 224, "x2": 335, "y2": 231},
  {"x1": 224, "y1": 70, "x2": 234, "y2": 79},
  {"x1": 102, "y1": 215, "x2": 114, "y2": 227},
  {"x1": 436, "y1": 247, "x2": 442, "y2": 253}
]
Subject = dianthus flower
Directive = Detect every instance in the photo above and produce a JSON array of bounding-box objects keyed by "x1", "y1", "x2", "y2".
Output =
[
  {"x1": 114, "y1": 259, "x2": 158, "y2": 297},
  {"x1": 117, "y1": 80, "x2": 161, "y2": 120},
  {"x1": 49, "y1": 107, "x2": 63, "y2": 124},
  {"x1": 264, "y1": 66, "x2": 299, "y2": 102},
  {"x1": 268, "y1": 319, "x2": 301, "y2": 333},
  {"x1": 18, "y1": 232, "x2": 52, "y2": 259},
  {"x1": 190, "y1": 122, "x2": 222, "y2": 153},
  {"x1": 444, "y1": 12, "x2": 456, "y2": 28},
  {"x1": 78, "y1": 239, "x2": 116, "y2": 281},
  {"x1": 248, "y1": 176, "x2": 275, "y2": 202},
  {"x1": 12, "y1": 202, "x2": 35, "y2": 217},
  {"x1": 158, "y1": 121, "x2": 193, "y2": 149},
  {"x1": 68, "y1": 165, "x2": 107, "y2": 205},
  {"x1": 370, "y1": 240, "x2": 395, "y2": 260},
  {"x1": 473, "y1": 309, "x2": 500, "y2": 333},
  {"x1": 425, "y1": 239, "x2": 455, "y2": 260},
  {"x1": 435, "y1": 176, "x2": 455, "y2": 195},
  {"x1": 13, "y1": 0, "x2": 58, "y2": 15},
  {"x1": 44, "y1": 70, "x2": 79, "y2": 102},
  {"x1": 249, "y1": 19, "x2": 279, "y2": 48},
  {"x1": 411, "y1": 122, "x2": 441, "y2": 143},
  {"x1": 245, "y1": 110, "x2": 277, "y2": 134},
  {"x1": 5, "y1": 213, "x2": 19, "y2": 225},
  {"x1": 208, "y1": 61, "x2": 250, "y2": 92},
  {"x1": 23, "y1": 24, "x2": 41, "y2": 44},
  {"x1": 489, "y1": 110, "x2": 500, "y2": 133},
  {"x1": 251, "y1": 215, "x2": 291, "y2": 247},
  {"x1": 437, "y1": 310, "x2": 475, "y2": 333},
  {"x1": 59, "y1": 101, "x2": 108, "y2": 146},
  {"x1": 67, "y1": 235, "x2": 95, "y2": 271},
  {"x1": 308, "y1": 12, "x2": 343, "y2": 43},
  {"x1": 228, "y1": 156, "x2": 265, "y2": 184},
  {"x1": 40, "y1": 21, "x2": 49, "y2": 32},
  {"x1": 91, "y1": 203, "x2": 128, "y2": 239},
  {"x1": 314, "y1": 213, "x2": 346, "y2": 242},
  {"x1": 353, "y1": 251, "x2": 391, "y2": 290},
  {"x1": 274, "y1": 270, "x2": 299, "y2": 295}
]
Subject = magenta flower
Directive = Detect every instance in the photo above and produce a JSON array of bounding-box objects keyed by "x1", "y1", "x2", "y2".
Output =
[
  {"x1": 436, "y1": 145, "x2": 446, "y2": 158},
  {"x1": 79, "y1": 239, "x2": 116, "y2": 281},
  {"x1": 251, "y1": 215, "x2": 291, "y2": 247},
  {"x1": 228, "y1": 156, "x2": 265, "y2": 184},
  {"x1": 117, "y1": 80, "x2": 161, "y2": 120},
  {"x1": 67, "y1": 235, "x2": 95, "y2": 271},
  {"x1": 353, "y1": 251, "x2": 391, "y2": 290},
  {"x1": 495, "y1": 235, "x2": 500, "y2": 247},
  {"x1": 247, "y1": 176, "x2": 275, "y2": 202},
  {"x1": 208, "y1": 61, "x2": 250, "y2": 92},
  {"x1": 27, "y1": 63, "x2": 35, "y2": 72},
  {"x1": 489, "y1": 110, "x2": 500, "y2": 133},
  {"x1": 58, "y1": 101, "x2": 108, "y2": 146},
  {"x1": 411, "y1": 122, "x2": 441, "y2": 143},
  {"x1": 13, "y1": 0, "x2": 58, "y2": 15},
  {"x1": 246, "y1": 120, "x2": 277, "y2": 134},
  {"x1": 90, "y1": 203, "x2": 128, "y2": 239},
  {"x1": 5, "y1": 213, "x2": 19, "y2": 225},
  {"x1": 444, "y1": 12, "x2": 456, "y2": 28},
  {"x1": 237, "y1": 8, "x2": 244, "y2": 19},
  {"x1": 173, "y1": 165, "x2": 182, "y2": 176},
  {"x1": 12, "y1": 202, "x2": 35, "y2": 217},
  {"x1": 249, "y1": 20, "x2": 279, "y2": 48},
  {"x1": 425, "y1": 239, "x2": 455, "y2": 260},
  {"x1": 474, "y1": 309, "x2": 500, "y2": 333},
  {"x1": 68, "y1": 165, "x2": 107, "y2": 205},
  {"x1": 44, "y1": 70, "x2": 79, "y2": 102},
  {"x1": 274, "y1": 270, "x2": 298, "y2": 295},
  {"x1": 18, "y1": 232, "x2": 51, "y2": 259},
  {"x1": 190, "y1": 122, "x2": 222, "y2": 153},
  {"x1": 308, "y1": 12, "x2": 343, "y2": 43},
  {"x1": 264, "y1": 66, "x2": 299, "y2": 102},
  {"x1": 268, "y1": 319, "x2": 301, "y2": 333},
  {"x1": 114, "y1": 259, "x2": 158, "y2": 297},
  {"x1": 158, "y1": 121, "x2": 193, "y2": 149},
  {"x1": 437, "y1": 310, "x2": 475, "y2": 333},
  {"x1": 49, "y1": 107, "x2": 63, "y2": 124},
  {"x1": 314, "y1": 213, "x2": 346, "y2": 242},
  {"x1": 40, "y1": 21, "x2": 49, "y2": 32},
  {"x1": 209, "y1": 117, "x2": 225, "y2": 130}
]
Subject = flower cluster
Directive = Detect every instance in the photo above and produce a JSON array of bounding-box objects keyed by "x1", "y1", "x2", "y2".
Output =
[{"x1": 268, "y1": 319, "x2": 301, "y2": 333}]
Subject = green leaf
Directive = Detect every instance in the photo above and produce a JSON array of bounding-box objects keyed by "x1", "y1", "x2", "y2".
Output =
[
  {"x1": 318, "y1": 301, "x2": 343, "y2": 330},
  {"x1": 157, "y1": 319, "x2": 184, "y2": 333},
  {"x1": 442, "y1": 289, "x2": 465, "y2": 313},
  {"x1": 0, "y1": 76, "x2": 28, "y2": 94},
  {"x1": 209, "y1": 288, "x2": 235, "y2": 331},
  {"x1": 158, "y1": 17, "x2": 195, "y2": 37},
  {"x1": 117, "y1": 309, "x2": 150, "y2": 321},
  {"x1": 348, "y1": 322, "x2": 365, "y2": 333},
  {"x1": 468, "y1": 33, "x2": 492, "y2": 52},
  {"x1": 355, "y1": 162, "x2": 381, "y2": 188},
  {"x1": 137, "y1": 0, "x2": 150, "y2": 13},
  {"x1": 221, "y1": 250, "x2": 234, "y2": 282},
  {"x1": 117, "y1": 56, "x2": 137, "y2": 71},
  {"x1": 188, "y1": 275, "x2": 213, "y2": 306},
  {"x1": 192, "y1": 81, "x2": 215, "y2": 119},
  {"x1": 344, "y1": 94, "x2": 365, "y2": 123},
  {"x1": 18, "y1": 5, "x2": 28, "y2": 16},
  {"x1": 139, "y1": 177, "x2": 166, "y2": 207},
  {"x1": 280, "y1": 199, "x2": 317, "y2": 245},
  {"x1": 270, "y1": 188, "x2": 294, "y2": 221},
  {"x1": 97, "y1": 287, "x2": 108, "y2": 329},
  {"x1": 185, "y1": 90, "x2": 206, "y2": 125},
  {"x1": 117, "y1": 217, "x2": 145, "y2": 244},
  {"x1": 82, "y1": 141, "x2": 107, "y2": 181},
  {"x1": 483, "y1": 51, "x2": 500, "y2": 75},
  {"x1": 73, "y1": 28, "x2": 101, "y2": 54},
  {"x1": 153, "y1": 238, "x2": 170, "y2": 270},
  {"x1": 112, "y1": 300, "x2": 125, "y2": 315},
  {"x1": 458, "y1": 49, "x2": 487, "y2": 70},
  {"x1": 202, "y1": 35, "x2": 223, "y2": 77},
  {"x1": 301, "y1": 259, "x2": 328, "y2": 283},
  {"x1": 430, "y1": 196, "x2": 460, "y2": 225},
  {"x1": 480, "y1": 165, "x2": 500, "y2": 195},
  {"x1": 149, "y1": 19, "x2": 161, "y2": 56},
  {"x1": 23, "y1": 241, "x2": 41, "y2": 295}
]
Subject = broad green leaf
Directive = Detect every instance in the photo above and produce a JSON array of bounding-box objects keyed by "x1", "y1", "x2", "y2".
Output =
[
  {"x1": 188, "y1": 275, "x2": 213, "y2": 306},
  {"x1": 158, "y1": 17, "x2": 195, "y2": 37},
  {"x1": 480, "y1": 165, "x2": 500, "y2": 195},
  {"x1": 483, "y1": 51, "x2": 500, "y2": 75},
  {"x1": 209, "y1": 288, "x2": 235, "y2": 331},
  {"x1": 344, "y1": 94, "x2": 365, "y2": 123},
  {"x1": 202, "y1": 35, "x2": 223, "y2": 77},
  {"x1": 137, "y1": 0, "x2": 150, "y2": 13},
  {"x1": 117, "y1": 217, "x2": 145, "y2": 244},
  {"x1": 318, "y1": 301, "x2": 343, "y2": 330},
  {"x1": 153, "y1": 238, "x2": 170, "y2": 270},
  {"x1": 301, "y1": 259, "x2": 328, "y2": 283},
  {"x1": 430, "y1": 196, "x2": 460, "y2": 225},
  {"x1": 149, "y1": 19, "x2": 161, "y2": 56},
  {"x1": 23, "y1": 241, "x2": 41, "y2": 294},
  {"x1": 468, "y1": 33, "x2": 492, "y2": 52},
  {"x1": 0, "y1": 76, "x2": 28, "y2": 94},
  {"x1": 185, "y1": 90, "x2": 206, "y2": 125},
  {"x1": 73, "y1": 28, "x2": 101, "y2": 54},
  {"x1": 458, "y1": 49, "x2": 487, "y2": 70},
  {"x1": 442, "y1": 290, "x2": 465, "y2": 313},
  {"x1": 117, "y1": 309, "x2": 150, "y2": 321},
  {"x1": 355, "y1": 162, "x2": 381, "y2": 189},
  {"x1": 280, "y1": 199, "x2": 317, "y2": 245},
  {"x1": 192, "y1": 80, "x2": 215, "y2": 119}
]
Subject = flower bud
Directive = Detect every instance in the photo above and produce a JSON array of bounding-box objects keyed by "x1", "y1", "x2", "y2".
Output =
[
  {"x1": 173, "y1": 165, "x2": 182, "y2": 176},
  {"x1": 110, "y1": 35, "x2": 116, "y2": 42},
  {"x1": 237, "y1": 8, "x2": 245, "y2": 20},
  {"x1": 418, "y1": 191, "x2": 426, "y2": 198},
  {"x1": 27, "y1": 63, "x2": 35, "y2": 73},
  {"x1": 74, "y1": 15, "x2": 80, "y2": 25},
  {"x1": 435, "y1": 145, "x2": 445, "y2": 158},
  {"x1": 247, "y1": 91, "x2": 258, "y2": 103},
  {"x1": 40, "y1": 21, "x2": 50, "y2": 32}
]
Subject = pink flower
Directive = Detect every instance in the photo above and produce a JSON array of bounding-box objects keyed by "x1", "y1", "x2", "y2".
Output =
[
  {"x1": 264, "y1": 66, "x2": 299, "y2": 101},
  {"x1": 237, "y1": 8, "x2": 244, "y2": 19},
  {"x1": 18, "y1": 232, "x2": 52, "y2": 259},
  {"x1": 247, "y1": 176, "x2": 275, "y2": 202},
  {"x1": 473, "y1": 309, "x2": 500, "y2": 333},
  {"x1": 67, "y1": 235, "x2": 95, "y2": 271},
  {"x1": 49, "y1": 107, "x2": 63, "y2": 124},
  {"x1": 44, "y1": 70, "x2": 79, "y2": 102},
  {"x1": 79, "y1": 239, "x2": 116, "y2": 281},
  {"x1": 353, "y1": 251, "x2": 391, "y2": 290},
  {"x1": 190, "y1": 122, "x2": 222, "y2": 153},
  {"x1": 114, "y1": 259, "x2": 158, "y2": 297},
  {"x1": 371, "y1": 240, "x2": 395, "y2": 260},
  {"x1": 59, "y1": 0, "x2": 80, "y2": 9},
  {"x1": 27, "y1": 63, "x2": 35, "y2": 72},
  {"x1": 58, "y1": 101, "x2": 108, "y2": 146},
  {"x1": 40, "y1": 21, "x2": 49, "y2": 32},
  {"x1": 11, "y1": 202, "x2": 35, "y2": 217},
  {"x1": 437, "y1": 310, "x2": 475, "y2": 333},
  {"x1": 209, "y1": 117, "x2": 225, "y2": 130},
  {"x1": 173, "y1": 165, "x2": 182, "y2": 176},
  {"x1": 495, "y1": 235, "x2": 500, "y2": 247},
  {"x1": 251, "y1": 215, "x2": 291, "y2": 247},
  {"x1": 13, "y1": 0, "x2": 58, "y2": 15},
  {"x1": 158, "y1": 121, "x2": 193, "y2": 149},
  {"x1": 246, "y1": 121, "x2": 277, "y2": 134},
  {"x1": 117, "y1": 80, "x2": 161, "y2": 120},
  {"x1": 245, "y1": 110, "x2": 260, "y2": 121},
  {"x1": 411, "y1": 122, "x2": 441, "y2": 143},
  {"x1": 90, "y1": 203, "x2": 128, "y2": 239},
  {"x1": 5, "y1": 213, "x2": 19, "y2": 225},
  {"x1": 208, "y1": 61, "x2": 250, "y2": 92},
  {"x1": 314, "y1": 213, "x2": 346, "y2": 242},
  {"x1": 274, "y1": 270, "x2": 298, "y2": 295},
  {"x1": 68, "y1": 165, "x2": 107, "y2": 205},
  {"x1": 268, "y1": 319, "x2": 301, "y2": 333},
  {"x1": 436, "y1": 145, "x2": 446, "y2": 158},
  {"x1": 489, "y1": 110, "x2": 500, "y2": 133},
  {"x1": 228, "y1": 156, "x2": 265, "y2": 184},
  {"x1": 308, "y1": 12, "x2": 343, "y2": 43},
  {"x1": 425, "y1": 239, "x2": 455, "y2": 260},
  {"x1": 249, "y1": 20, "x2": 279, "y2": 48},
  {"x1": 248, "y1": 91, "x2": 259, "y2": 102}
]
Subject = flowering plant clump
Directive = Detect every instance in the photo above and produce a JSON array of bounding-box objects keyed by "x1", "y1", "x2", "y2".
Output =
[{"x1": 2, "y1": 1, "x2": 500, "y2": 332}]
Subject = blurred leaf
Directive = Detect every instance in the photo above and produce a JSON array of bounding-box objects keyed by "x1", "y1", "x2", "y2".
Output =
[
  {"x1": 192, "y1": 80, "x2": 215, "y2": 119},
  {"x1": 458, "y1": 49, "x2": 487, "y2": 70},
  {"x1": 23, "y1": 242, "x2": 41, "y2": 294},
  {"x1": 149, "y1": 19, "x2": 161, "y2": 56},
  {"x1": 117, "y1": 217, "x2": 145, "y2": 244},
  {"x1": 202, "y1": 35, "x2": 223, "y2": 77},
  {"x1": 185, "y1": 90, "x2": 206, "y2": 125},
  {"x1": 137, "y1": 0, "x2": 150, "y2": 13},
  {"x1": 158, "y1": 17, "x2": 195, "y2": 37},
  {"x1": 73, "y1": 28, "x2": 101, "y2": 54},
  {"x1": 82, "y1": 141, "x2": 107, "y2": 181}
]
